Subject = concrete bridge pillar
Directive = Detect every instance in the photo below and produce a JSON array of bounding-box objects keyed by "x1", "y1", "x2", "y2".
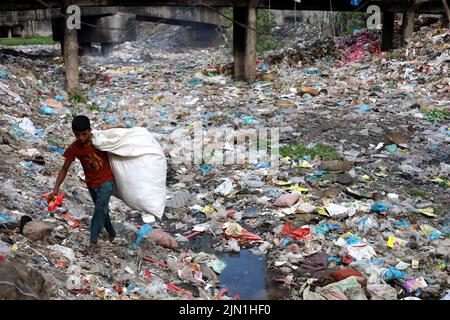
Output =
[
  {"x1": 62, "y1": 1, "x2": 79, "y2": 93},
  {"x1": 381, "y1": 11, "x2": 395, "y2": 51},
  {"x1": 233, "y1": 1, "x2": 257, "y2": 83}
]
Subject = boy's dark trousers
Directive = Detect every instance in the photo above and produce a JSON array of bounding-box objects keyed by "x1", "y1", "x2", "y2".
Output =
[{"x1": 88, "y1": 181, "x2": 116, "y2": 243}]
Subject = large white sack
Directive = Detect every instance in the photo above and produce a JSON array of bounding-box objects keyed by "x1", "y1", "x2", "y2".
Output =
[{"x1": 92, "y1": 127, "x2": 167, "y2": 221}]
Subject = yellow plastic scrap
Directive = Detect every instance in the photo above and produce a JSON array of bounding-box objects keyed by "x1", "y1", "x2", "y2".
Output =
[
  {"x1": 341, "y1": 232, "x2": 354, "y2": 239},
  {"x1": 418, "y1": 208, "x2": 437, "y2": 218},
  {"x1": 316, "y1": 207, "x2": 330, "y2": 217},
  {"x1": 202, "y1": 205, "x2": 215, "y2": 216},
  {"x1": 374, "y1": 172, "x2": 388, "y2": 177},
  {"x1": 436, "y1": 262, "x2": 446, "y2": 270},
  {"x1": 287, "y1": 185, "x2": 309, "y2": 193},
  {"x1": 419, "y1": 224, "x2": 437, "y2": 235},
  {"x1": 276, "y1": 181, "x2": 291, "y2": 186},
  {"x1": 362, "y1": 175, "x2": 371, "y2": 181},
  {"x1": 11, "y1": 244, "x2": 19, "y2": 251},
  {"x1": 387, "y1": 237, "x2": 407, "y2": 249},
  {"x1": 298, "y1": 160, "x2": 313, "y2": 168},
  {"x1": 431, "y1": 178, "x2": 450, "y2": 187}
]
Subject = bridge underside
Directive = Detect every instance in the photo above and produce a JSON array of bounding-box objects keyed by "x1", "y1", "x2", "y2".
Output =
[
  {"x1": 0, "y1": 1, "x2": 446, "y2": 13},
  {"x1": 0, "y1": 0, "x2": 446, "y2": 92}
]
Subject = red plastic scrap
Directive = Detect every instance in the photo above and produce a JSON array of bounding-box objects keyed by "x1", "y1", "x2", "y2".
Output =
[
  {"x1": 212, "y1": 288, "x2": 228, "y2": 300},
  {"x1": 167, "y1": 283, "x2": 194, "y2": 299},
  {"x1": 343, "y1": 255, "x2": 354, "y2": 265},
  {"x1": 69, "y1": 288, "x2": 91, "y2": 295},
  {"x1": 114, "y1": 284, "x2": 123, "y2": 294},
  {"x1": 142, "y1": 256, "x2": 168, "y2": 268},
  {"x1": 60, "y1": 212, "x2": 80, "y2": 228},
  {"x1": 144, "y1": 269, "x2": 153, "y2": 281},
  {"x1": 0, "y1": 255, "x2": 4, "y2": 263},
  {"x1": 237, "y1": 230, "x2": 262, "y2": 242},
  {"x1": 186, "y1": 231, "x2": 202, "y2": 239},
  {"x1": 281, "y1": 222, "x2": 310, "y2": 240},
  {"x1": 274, "y1": 278, "x2": 299, "y2": 287}
]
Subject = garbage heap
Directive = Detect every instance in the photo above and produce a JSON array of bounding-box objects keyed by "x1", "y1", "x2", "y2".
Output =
[{"x1": 0, "y1": 21, "x2": 449, "y2": 300}]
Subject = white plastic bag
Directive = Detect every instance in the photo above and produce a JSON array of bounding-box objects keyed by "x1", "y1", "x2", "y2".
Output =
[{"x1": 92, "y1": 127, "x2": 167, "y2": 221}]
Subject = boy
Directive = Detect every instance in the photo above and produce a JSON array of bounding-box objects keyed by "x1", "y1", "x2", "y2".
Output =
[{"x1": 49, "y1": 115, "x2": 116, "y2": 249}]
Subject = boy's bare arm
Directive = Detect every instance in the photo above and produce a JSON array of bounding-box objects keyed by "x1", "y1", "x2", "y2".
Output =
[{"x1": 49, "y1": 159, "x2": 72, "y2": 198}]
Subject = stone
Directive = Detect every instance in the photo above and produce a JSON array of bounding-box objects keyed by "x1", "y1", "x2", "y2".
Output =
[
  {"x1": 0, "y1": 261, "x2": 51, "y2": 299},
  {"x1": 22, "y1": 221, "x2": 53, "y2": 241}
]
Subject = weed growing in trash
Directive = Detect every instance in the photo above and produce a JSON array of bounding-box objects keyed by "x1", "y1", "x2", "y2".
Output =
[
  {"x1": 280, "y1": 143, "x2": 340, "y2": 161},
  {"x1": 424, "y1": 109, "x2": 450, "y2": 123},
  {"x1": 406, "y1": 187, "x2": 428, "y2": 200},
  {"x1": 69, "y1": 92, "x2": 88, "y2": 104},
  {"x1": 0, "y1": 36, "x2": 56, "y2": 46}
]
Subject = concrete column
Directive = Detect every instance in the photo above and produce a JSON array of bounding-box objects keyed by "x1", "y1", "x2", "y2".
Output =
[
  {"x1": 402, "y1": 11, "x2": 416, "y2": 46},
  {"x1": 381, "y1": 12, "x2": 395, "y2": 52},
  {"x1": 63, "y1": 1, "x2": 79, "y2": 93},
  {"x1": 7, "y1": 27, "x2": 12, "y2": 38},
  {"x1": 244, "y1": 5, "x2": 257, "y2": 83},
  {"x1": 233, "y1": 7, "x2": 246, "y2": 81},
  {"x1": 442, "y1": 0, "x2": 450, "y2": 27}
]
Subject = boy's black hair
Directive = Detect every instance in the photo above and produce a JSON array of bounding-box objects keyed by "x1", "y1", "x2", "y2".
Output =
[{"x1": 72, "y1": 115, "x2": 91, "y2": 132}]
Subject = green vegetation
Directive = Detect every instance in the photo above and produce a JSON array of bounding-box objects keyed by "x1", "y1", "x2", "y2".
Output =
[
  {"x1": 69, "y1": 92, "x2": 87, "y2": 104},
  {"x1": 280, "y1": 142, "x2": 340, "y2": 161},
  {"x1": 86, "y1": 104, "x2": 100, "y2": 111},
  {"x1": 425, "y1": 108, "x2": 450, "y2": 123},
  {"x1": 256, "y1": 9, "x2": 278, "y2": 53},
  {"x1": 334, "y1": 12, "x2": 367, "y2": 36},
  {"x1": 0, "y1": 36, "x2": 55, "y2": 46},
  {"x1": 222, "y1": 8, "x2": 278, "y2": 54},
  {"x1": 407, "y1": 187, "x2": 428, "y2": 199},
  {"x1": 434, "y1": 204, "x2": 445, "y2": 217}
]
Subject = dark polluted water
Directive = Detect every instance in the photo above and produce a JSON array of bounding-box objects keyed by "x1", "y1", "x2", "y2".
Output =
[{"x1": 218, "y1": 250, "x2": 290, "y2": 300}]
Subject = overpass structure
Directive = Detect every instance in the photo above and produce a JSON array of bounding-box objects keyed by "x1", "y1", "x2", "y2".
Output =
[
  {"x1": 0, "y1": 6, "x2": 226, "y2": 52},
  {"x1": 0, "y1": 0, "x2": 447, "y2": 92}
]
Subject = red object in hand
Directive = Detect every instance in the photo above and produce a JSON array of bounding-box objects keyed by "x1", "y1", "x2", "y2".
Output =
[{"x1": 42, "y1": 194, "x2": 64, "y2": 212}]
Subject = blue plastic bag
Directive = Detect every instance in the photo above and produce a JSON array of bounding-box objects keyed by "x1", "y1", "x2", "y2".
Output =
[
  {"x1": 371, "y1": 203, "x2": 389, "y2": 213},
  {"x1": 136, "y1": 224, "x2": 153, "y2": 246},
  {"x1": 380, "y1": 267, "x2": 406, "y2": 281}
]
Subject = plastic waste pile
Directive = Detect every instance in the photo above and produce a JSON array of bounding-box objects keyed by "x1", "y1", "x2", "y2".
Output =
[{"x1": 0, "y1": 19, "x2": 449, "y2": 300}]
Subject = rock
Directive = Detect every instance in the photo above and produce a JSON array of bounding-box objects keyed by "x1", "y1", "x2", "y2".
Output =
[
  {"x1": 320, "y1": 159, "x2": 352, "y2": 172},
  {"x1": 22, "y1": 221, "x2": 53, "y2": 241},
  {"x1": 384, "y1": 130, "x2": 410, "y2": 149},
  {"x1": 0, "y1": 261, "x2": 51, "y2": 299},
  {"x1": 336, "y1": 173, "x2": 354, "y2": 185}
]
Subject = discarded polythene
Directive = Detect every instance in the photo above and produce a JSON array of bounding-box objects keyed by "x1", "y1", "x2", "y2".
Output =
[{"x1": 136, "y1": 224, "x2": 153, "y2": 246}]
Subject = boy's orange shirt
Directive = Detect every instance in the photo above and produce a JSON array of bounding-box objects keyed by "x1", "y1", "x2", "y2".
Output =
[{"x1": 64, "y1": 140, "x2": 114, "y2": 189}]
